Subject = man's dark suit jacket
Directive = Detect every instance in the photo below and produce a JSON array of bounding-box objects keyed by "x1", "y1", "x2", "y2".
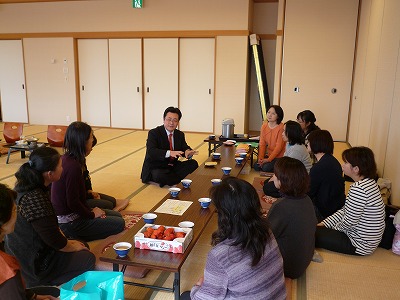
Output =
[{"x1": 141, "y1": 125, "x2": 192, "y2": 183}]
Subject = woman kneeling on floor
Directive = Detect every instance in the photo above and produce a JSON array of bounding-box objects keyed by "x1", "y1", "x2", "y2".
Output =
[
  {"x1": 267, "y1": 156, "x2": 317, "y2": 279},
  {"x1": 4, "y1": 147, "x2": 95, "y2": 289},
  {"x1": 316, "y1": 146, "x2": 385, "y2": 255},
  {"x1": 83, "y1": 134, "x2": 129, "y2": 211},
  {"x1": 51, "y1": 121, "x2": 125, "y2": 241},
  {"x1": 181, "y1": 177, "x2": 286, "y2": 300},
  {"x1": 1, "y1": 183, "x2": 59, "y2": 299}
]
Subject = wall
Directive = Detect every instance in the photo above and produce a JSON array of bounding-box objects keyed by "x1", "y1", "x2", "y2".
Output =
[
  {"x1": 349, "y1": 0, "x2": 400, "y2": 205},
  {"x1": 0, "y1": 0, "x2": 253, "y2": 131},
  {"x1": 0, "y1": 0, "x2": 249, "y2": 33},
  {"x1": 214, "y1": 36, "x2": 249, "y2": 135},
  {"x1": 249, "y1": 2, "x2": 279, "y2": 132}
]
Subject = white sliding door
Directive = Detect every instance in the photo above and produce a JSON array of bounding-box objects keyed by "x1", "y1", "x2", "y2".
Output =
[
  {"x1": 143, "y1": 38, "x2": 178, "y2": 129},
  {"x1": 179, "y1": 38, "x2": 215, "y2": 132},
  {"x1": 109, "y1": 39, "x2": 142, "y2": 129},
  {"x1": 280, "y1": 0, "x2": 359, "y2": 141},
  {"x1": 78, "y1": 39, "x2": 110, "y2": 127},
  {"x1": 0, "y1": 40, "x2": 28, "y2": 122}
]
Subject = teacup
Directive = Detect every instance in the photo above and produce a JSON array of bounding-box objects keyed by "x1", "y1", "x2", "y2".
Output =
[
  {"x1": 179, "y1": 221, "x2": 194, "y2": 228},
  {"x1": 239, "y1": 152, "x2": 247, "y2": 158},
  {"x1": 235, "y1": 157, "x2": 244, "y2": 165},
  {"x1": 113, "y1": 242, "x2": 132, "y2": 257},
  {"x1": 169, "y1": 187, "x2": 181, "y2": 198},
  {"x1": 142, "y1": 213, "x2": 157, "y2": 224},
  {"x1": 211, "y1": 178, "x2": 222, "y2": 186},
  {"x1": 181, "y1": 179, "x2": 192, "y2": 188},
  {"x1": 212, "y1": 153, "x2": 221, "y2": 160},
  {"x1": 221, "y1": 167, "x2": 232, "y2": 175},
  {"x1": 198, "y1": 198, "x2": 212, "y2": 208}
]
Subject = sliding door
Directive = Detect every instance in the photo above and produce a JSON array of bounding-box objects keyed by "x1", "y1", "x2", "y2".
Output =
[
  {"x1": 78, "y1": 39, "x2": 110, "y2": 127},
  {"x1": 0, "y1": 40, "x2": 28, "y2": 122},
  {"x1": 143, "y1": 38, "x2": 178, "y2": 130},
  {"x1": 179, "y1": 38, "x2": 215, "y2": 132},
  {"x1": 280, "y1": 0, "x2": 359, "y2": 141},
  {"x1": 109, "y1": 39, "x2": 142, "y2": 129}
]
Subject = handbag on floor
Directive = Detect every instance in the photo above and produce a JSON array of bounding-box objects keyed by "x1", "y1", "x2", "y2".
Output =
[
  {"x1": 392, "y1": 210, "x2": 400, "y2": 255},
  {"x1": 378, "y1": 205, "x2": 399, "y2": 249},
  {"x1": 60, "y1": 271, "x2": 124, "y2": 300}
]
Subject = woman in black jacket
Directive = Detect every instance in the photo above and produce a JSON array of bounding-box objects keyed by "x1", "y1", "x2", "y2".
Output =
[{"x1": 306, "y1": 130, "x2": 346, "y2": 222}]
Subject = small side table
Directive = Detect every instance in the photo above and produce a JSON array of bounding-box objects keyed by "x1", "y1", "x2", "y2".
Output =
[{"x1": 6, "y1": 143, "x2": 45, "y2": 164}]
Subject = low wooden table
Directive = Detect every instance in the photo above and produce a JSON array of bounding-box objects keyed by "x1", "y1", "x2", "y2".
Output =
[
  {"x1": 204, "y1": 136, "x2": 259, "y2": 166},
  {"x1": 6, "y1": 143, "x2": 45, "y2": 164},
  {"x1": 99, "y1": 145, "x2": 250, "y2": 299},
  {"x1": 99, "y1": 176, "x2": 217, "y2": 299},
  {"x1": 193, "y1": 143, "x2": 252, "y2": 177}
]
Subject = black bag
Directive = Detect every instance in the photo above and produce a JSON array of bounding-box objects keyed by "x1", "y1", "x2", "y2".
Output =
[{"x1": 379, "y1": 205, "x2": 399, "y2": 249}]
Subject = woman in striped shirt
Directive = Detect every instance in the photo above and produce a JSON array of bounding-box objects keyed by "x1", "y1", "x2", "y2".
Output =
[{"x1": 315, "y1": 146, "x2": 385, "y2": 255}]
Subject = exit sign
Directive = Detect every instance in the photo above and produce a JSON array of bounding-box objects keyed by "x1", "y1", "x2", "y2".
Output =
[{"x1": 133, "y1": 0, "x2": 142, "y2": 8}]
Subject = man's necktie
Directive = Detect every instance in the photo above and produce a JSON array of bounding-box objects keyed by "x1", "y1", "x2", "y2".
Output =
[{"x1": 168, "y1": 133, "x2": 174, "y2": 163}]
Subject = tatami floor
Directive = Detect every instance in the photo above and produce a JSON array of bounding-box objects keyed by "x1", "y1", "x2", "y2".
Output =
[{"x1": 1, "y1": 124, "x2": 399, "y2": 300}]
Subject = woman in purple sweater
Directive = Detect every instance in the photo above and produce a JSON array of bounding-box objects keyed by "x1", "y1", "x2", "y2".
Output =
[
  {"x1": 51, "y1": 122, "x2": 124, "y2": 241},
  {"x1": 181, "y1": 177, "x2": 286, "y2": 300}
]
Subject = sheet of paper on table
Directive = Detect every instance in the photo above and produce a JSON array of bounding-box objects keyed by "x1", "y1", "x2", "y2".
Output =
[{"x1": 154, "y1": 199, "x2": 193, "y2": 216}]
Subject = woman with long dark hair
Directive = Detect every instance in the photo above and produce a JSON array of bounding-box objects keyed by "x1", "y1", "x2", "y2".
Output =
[
  {"x1": 83, "y1": 134, "x2": 129, "y2": 211},
  {"x1": 4, "y1": 147, "x2": 95, "y2": 289},
  {"x1": 267, "y1": 157, "x2": 317, "y2": 279},
  {"x1": 51, "y1": 121, "x2": 125, "y2": 241},
  {"x1": 181, "y1": 177, "x2": 286, "y2": 299},
  {"x1": 1, "y1": 183, "x2": 59, "y2": 299}
]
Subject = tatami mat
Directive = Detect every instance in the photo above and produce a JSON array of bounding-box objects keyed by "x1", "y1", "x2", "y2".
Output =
[
  {"x1": 307, "y1": 248, "x2": 400, "y2": 300},
  {"x1": 2, "y1": 123, "x2": 399, "y2": 300}
]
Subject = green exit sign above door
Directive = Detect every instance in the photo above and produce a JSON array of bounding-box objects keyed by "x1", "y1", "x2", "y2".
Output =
[{"x1": 133, "y1": 0, "x2": 142, "y2": 8}]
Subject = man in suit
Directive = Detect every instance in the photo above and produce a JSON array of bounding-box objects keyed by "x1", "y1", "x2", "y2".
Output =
[{"x1": 141, "y1": 107, "x2": 199, "y2": 187}]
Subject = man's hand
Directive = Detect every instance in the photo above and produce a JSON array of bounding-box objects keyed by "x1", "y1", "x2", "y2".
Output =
[
  {"x1": 170, "y1": 150, "x2": 184, "y2": 158},
  {"x1": 185, "y1": 149, "x2": 198, "y2": 159}
]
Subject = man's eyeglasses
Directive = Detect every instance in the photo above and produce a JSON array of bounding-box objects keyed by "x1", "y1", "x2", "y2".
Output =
[{"x1": 165, "y1": 118, "x2": 178, "y2": 123}]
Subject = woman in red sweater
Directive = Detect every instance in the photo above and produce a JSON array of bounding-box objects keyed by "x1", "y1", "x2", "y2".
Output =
[{"x1": 254, "y1": 105, "x2": 286, "y2": 172}]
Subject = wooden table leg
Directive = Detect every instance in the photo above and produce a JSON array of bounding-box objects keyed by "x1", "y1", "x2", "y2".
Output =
[
  {"x1": 6, "y1": 148, "x2": 12, "y2": 164},
  {"x1": 113, "y1": 263, "x2": 119, "y2": 272},
  {"x1": 174, "y1": 272, "x2": 180, "y2": 300}
]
